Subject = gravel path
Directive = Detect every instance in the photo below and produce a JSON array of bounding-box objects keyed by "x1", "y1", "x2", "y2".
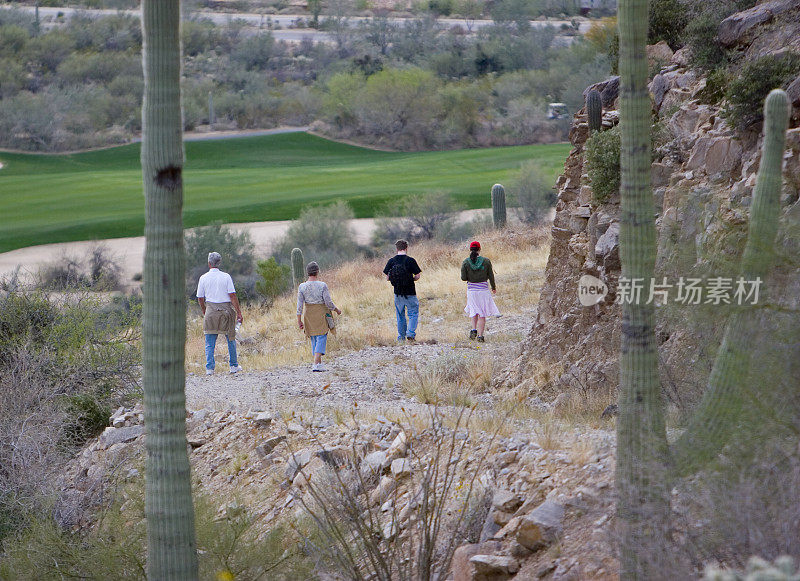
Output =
[{"x1": 185, "y1": 304, "x2": 534, "y2": 415}]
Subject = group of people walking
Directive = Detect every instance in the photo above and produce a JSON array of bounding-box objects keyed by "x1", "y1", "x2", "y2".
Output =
[{"x1": 198, "y1": 239, "x2": 500, "y2": 373}]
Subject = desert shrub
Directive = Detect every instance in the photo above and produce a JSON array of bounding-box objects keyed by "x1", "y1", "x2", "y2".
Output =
[
  {"x1": 255, "y1": 257, "x2": 291, "y2": 304},
  {"x1": 184, "y1": 223, "x2": 256, "y2": 299},
  {"x1": 273, "y1": 201, "x2": 362, "y2": 268},
  {"x1": 0, "y1": 483, "x2": 309, "y2": 581},
  {"x1": 648, "y1": 0, "x2": 687, "y2": 49},
  {"x1": 584, "y1": 124, "x2": 621, "y2": 204},
  {"x1": 36, "y1": 246, "x2": 122, "y2": 291},
  {"x1": 511, "y1": 161, "x2": 557, "y2": 224},
  {"x1": 0, "y1": 291, "x2": 140, "y2": 541},
  {"x1": 696, "y1": 67, "x2": 730, "y2": 106},
  {"x1": 434, "y1": 214, "x2": 493, "y2": 243},
  {"x1": 371, "y1": 191, "x2": 464, "y2": 245},
  {"x1": 723, "y1": 52, "x2": 800, "y2": 130},
  {"x1": 298, "y1": 407, "x2": 495, "y2": 580}
]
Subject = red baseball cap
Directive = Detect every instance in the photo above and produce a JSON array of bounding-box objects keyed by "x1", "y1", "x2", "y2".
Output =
[{"x1": 469, "y1": 241, "x2": 481, "y2": 251}]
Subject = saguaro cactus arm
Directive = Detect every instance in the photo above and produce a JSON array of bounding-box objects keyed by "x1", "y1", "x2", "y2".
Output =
[
  {"x1": 671, "y1": 89, "x2": 790, "y2": 476},
  {"x1": 141, "y1": 1, "x2": 199, "y2": 579},
  {"x1": 615, "y1": 0, "x2": 671, "y2": 577},
  {"x1": 291, "y1": 247, "x2": 305, "y2": 289},
  {"x1": 587, "y1": 89, "x2": 603, "y2": 133},
  {"x1": 491, "y1": 183, "x2": 506, "y2": 229}
]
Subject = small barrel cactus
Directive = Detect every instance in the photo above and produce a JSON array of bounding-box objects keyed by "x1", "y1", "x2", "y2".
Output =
[
  {"x1": 291, "y1": 247, "x2": 304, "y2": 289},
  {"x1": 586, "y1": 89, "x2": 602, "y2": 133},
  {"x1": 491, "y1": 183, "x2": 506, "y2": 229}
]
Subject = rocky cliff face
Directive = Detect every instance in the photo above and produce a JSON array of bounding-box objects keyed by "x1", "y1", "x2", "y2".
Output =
[{"x1": 499, "y1": 4, "x2": 800, "y2": 404}]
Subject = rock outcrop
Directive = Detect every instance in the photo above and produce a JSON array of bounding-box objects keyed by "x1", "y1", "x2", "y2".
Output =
[{"x1": 498, "y1": 10, "x2": 800, "y2": 405}]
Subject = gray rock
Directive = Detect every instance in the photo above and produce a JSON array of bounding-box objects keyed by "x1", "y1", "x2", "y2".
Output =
[
  {"x1": 584, "y1": 76, "x2": 619, "y2": 109},
  {"x1": 469, "y1": 555, "x2": 520, "y2": 578},
  {"x1": 284, "y1": 449, "x2": 313, "y2": 481},
  {"x1": 718, "y1": 0, "x2": 798, "y2": 47},
  {"x1": 99, "y1": 425, "x2": 144, "y2": 449},
  {"x1": 253, "y1": 412, "x2": 273, "y2": 427},
  {"x1": 390, "y1": 457, "x2": 412, "y2": 479},
  {"x1": 316, "y1": 445, "x2": 352, "y2": 467},
  {"x1": 362, "y1": 451, "x2": 389, "y2": 475},
  {"x1": 492, "y1": 489, "x2": 523, "y2": 513},
  {"x1": 494, "y1": 451, "x2": 518, "y2": 469},
  {"x1": 256, "y1": 435, "x2": 286, "y2": 458},
  {"x1": 516, "y1": 500, "x2": 565, "y2": 551}
]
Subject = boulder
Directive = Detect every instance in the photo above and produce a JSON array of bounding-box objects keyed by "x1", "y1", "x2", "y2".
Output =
[
  {"x1": 369, "y1": 475, "x2": 397, "y2": 505},
  {"x1": 362, "y1": 451, "x2": 389, "y2": 475},
  {"x1": 492, "y1": 489, "x2": 523, "y2": 513},
  {"x1": 390, "y1": 458, "x2": 412, "y2": 479},
  {"x1": 671, "y1": 46, "x2": 691, "y2": 67},
  {"x1": 316, "y1": 445, "x2": 352, "y2": 467},
  {"x1": 650, "y1": 74, "x2": 668, "y2": 111},
  {"x1": 469, "y1": 555, "x2": 520, "y2": 580},
  {"x1": 284, "y1": 449, "x2": 313, "y2": 481},
  {"x1": 787, "y1": 75, "x2": 800, "y2": 107},
  {"x1": 255, "y1": 435, "x2": 286, "y2": 458},
  {"x1": 515, "y1": 500, "x2": 565, "y2": 551},
  {"x1": 453, "y1": 544, "x2": 484, "y2": 581},
  {"x1": 718, "y1": 0, "x2": 799, "y2": 47},
  {"x1": 647, "y1": 41, "x2": 674, "y2": 69},
  {"x1": 99, "y1": 425, "x2": 144, "y2": 449},
  {"x1": 594, "y1": 222, "x2": 619, "y2": 264},
  {"x1": 253, "y1": 412, "x2": 273, "y2": 427},
  {"x1": 584, "y1": 76, "x2": 620, "y2": 109},
  {"x1": 687, "y1": 136, "x2": 743, "y2": 176},
  {"x1": 386, "y1": 431, "x2": 409, "y2": 459}
]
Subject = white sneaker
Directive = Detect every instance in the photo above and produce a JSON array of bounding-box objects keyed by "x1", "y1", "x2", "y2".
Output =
[
  {"x1": 312, "y1": 363, "x2": 326, "y2": 372},
  {"x1": 206, "y1": 369, "x2": 214, "y2": 376},
  {"x1": 230, "y1": 366, "x2": 242, "y2": 374}
]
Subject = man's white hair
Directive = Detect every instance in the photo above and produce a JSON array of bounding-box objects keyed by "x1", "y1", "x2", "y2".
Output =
[{"x1": 208, "y1": 252, "x2": 222, "y2": 267}]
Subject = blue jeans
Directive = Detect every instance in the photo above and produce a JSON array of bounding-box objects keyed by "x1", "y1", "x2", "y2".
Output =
[
  {"x1": 310, "y1": 334, "x2": 328, "y2": 355},
  {"x1": 205, "y1": 333, "x2": 238, "y2": 371},
  {"x1": 394, "y1": 295, "x2": 419, "y2": 341}
]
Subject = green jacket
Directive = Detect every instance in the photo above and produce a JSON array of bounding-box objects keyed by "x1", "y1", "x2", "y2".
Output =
[{"x1": 460, "y1": 256, "x2": 496, "y2": 291}]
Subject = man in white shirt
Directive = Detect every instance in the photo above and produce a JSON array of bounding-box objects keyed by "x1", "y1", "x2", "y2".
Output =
[{"x1": 196, "y1": 251, "x2": 244, "y2": 375}]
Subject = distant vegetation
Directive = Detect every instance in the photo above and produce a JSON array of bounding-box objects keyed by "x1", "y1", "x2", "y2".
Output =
[
  {"x1": 0, "y1": 132, "x2": 571, "y2": 252},
  {"x1": 0, "y1": 4, "x2": 612, "y2": 151}
]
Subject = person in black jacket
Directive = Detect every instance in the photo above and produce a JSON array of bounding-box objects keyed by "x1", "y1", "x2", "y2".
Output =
[
  {"x1": 460, "y1": 240, "x2": 500, "y2": 342},
  {"x1": 383, "y1": 239, "x2": 422, "y2": 342}
]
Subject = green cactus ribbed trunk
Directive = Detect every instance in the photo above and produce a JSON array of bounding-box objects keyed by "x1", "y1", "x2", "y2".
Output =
[
  {"x1": 587, "y1": 89, "x2": 602, "y2": 133},
  {"x1": 491, "y1": 184, "x2": 506, "y2": 229},
  {"x1": 671, "y1": 89, "x2": 790, "y2": 475},
  {"x1": 615, "y1": 0, "x2": 670, "y2": 578},
  {"x1": 291, "y1": 247, "x2": 304, "y2": 289},
  {"x1": 141, "y1": 1, "x2": 199, "y2": 579}
]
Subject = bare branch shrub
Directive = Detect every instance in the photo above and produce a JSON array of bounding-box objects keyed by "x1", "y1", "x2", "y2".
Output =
[{"x1": 297, "y1": 406, "x2": 495, "y2": 581}]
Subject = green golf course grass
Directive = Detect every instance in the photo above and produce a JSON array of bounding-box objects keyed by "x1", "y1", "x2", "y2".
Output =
[{"x1": 0, "y1": 132, "x2": 570, "y2": 253}]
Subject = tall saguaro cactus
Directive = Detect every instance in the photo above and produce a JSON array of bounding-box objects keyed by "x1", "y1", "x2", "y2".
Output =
[
  {"x1": 671, "y1": 89, "x2": 790, "y2": 475},
  {"x1": 615, "y1": 0, "x2": 670, "y2": 577},
  {"x1": 291, "y1": 247, "x2": 304, "y2": 288},
  {"x1": 141, "y1": 1, "x2": 199, "y2": 579},
  {"x1": 491, "y1": 183, "x2": 506, "y2": 229},
  {"x1": 587, "y1": 89, "x2": 602, "y2": 133}
]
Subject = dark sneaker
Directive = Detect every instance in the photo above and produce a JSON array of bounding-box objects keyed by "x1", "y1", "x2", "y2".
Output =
[
  {"x1": 406, "y1": 336, "x2": 416, "y2": 343},
  {"x1": 477, "y1": 336, "x2": 485, "y2": 343},
  {"x1": 469, "y1": 329, "x2": 478, "y2": 340}
]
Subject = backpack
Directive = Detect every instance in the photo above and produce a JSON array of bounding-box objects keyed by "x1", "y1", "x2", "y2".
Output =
[{"x1": 387, "y1": 260, "x2": 410, "y2": 287}]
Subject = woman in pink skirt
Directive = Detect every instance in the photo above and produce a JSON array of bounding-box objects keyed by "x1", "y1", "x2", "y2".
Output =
[{"x1": 460, "y1": 240, "x2": 500, "y2": 342}]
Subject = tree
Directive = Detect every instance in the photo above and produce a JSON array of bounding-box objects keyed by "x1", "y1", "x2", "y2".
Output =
[{"x1": 140, "y1": 1, "x2": 199, "y2": 579}]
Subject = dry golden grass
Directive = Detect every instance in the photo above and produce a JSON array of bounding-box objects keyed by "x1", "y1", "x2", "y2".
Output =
[{"x1": 186, "y1": 227, "x2": 551, "y2": 372}]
